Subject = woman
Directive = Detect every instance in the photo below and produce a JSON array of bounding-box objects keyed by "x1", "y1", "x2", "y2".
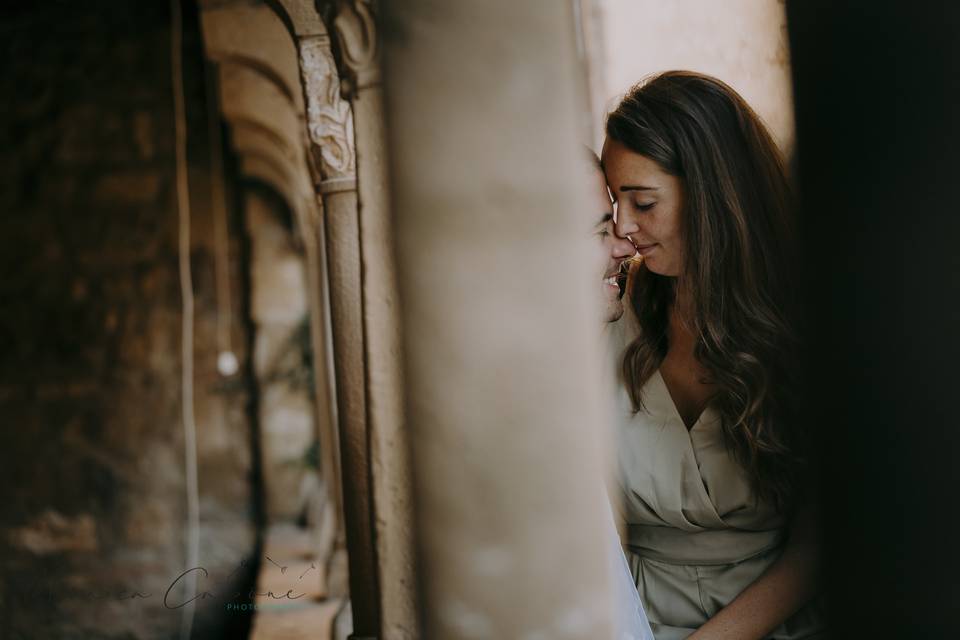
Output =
[{"x1": 602, "y1": 71, "x2": 826, "y2": 639}]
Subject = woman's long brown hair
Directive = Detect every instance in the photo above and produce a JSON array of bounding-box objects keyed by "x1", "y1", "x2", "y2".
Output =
[{"x1": 607, "y1": 71, "x2": 804, "y2": 512}]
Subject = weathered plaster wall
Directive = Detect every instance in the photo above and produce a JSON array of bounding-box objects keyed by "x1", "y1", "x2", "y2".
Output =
[
  {"x1": 0, "y1": 2, "x2": 259, "y2": 638},
  {"x1": 590, "y1": 0, "x2": 794, "y2": 152}
]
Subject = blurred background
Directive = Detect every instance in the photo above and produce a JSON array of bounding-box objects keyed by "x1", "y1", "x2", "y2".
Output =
[{"x1": 2, "y1": 1, "x2": 958, "y2": 639}]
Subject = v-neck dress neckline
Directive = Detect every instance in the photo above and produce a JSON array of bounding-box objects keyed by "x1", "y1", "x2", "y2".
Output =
[{"x1": 651, "y1": 368, "x2": 713, "y2": 434}]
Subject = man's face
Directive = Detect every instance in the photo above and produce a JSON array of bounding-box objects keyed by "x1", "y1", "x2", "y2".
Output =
[{"x1": 591, "y1": 165, "x2": 637, "y2": 322}]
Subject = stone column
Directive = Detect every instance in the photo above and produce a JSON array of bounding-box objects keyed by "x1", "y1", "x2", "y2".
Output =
[
  {"x1": 296, "y1": 29, "x2": 379, "y2": 622},
  {"x1": 298, "y1": 28, "x2": 350, "y2": 549},
  {"x1": 328, "y1": 2, "x2": 419, "y2": 638},
  {"x1": 380, "y1": 2, "x2": 615, "y2": 639}
]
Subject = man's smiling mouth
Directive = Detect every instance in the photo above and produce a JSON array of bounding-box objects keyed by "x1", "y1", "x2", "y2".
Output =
[{"x1": 615, "y1": 254, "x2": 644, "y2": 298}]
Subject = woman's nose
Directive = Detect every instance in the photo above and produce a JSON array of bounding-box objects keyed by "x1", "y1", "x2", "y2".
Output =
[{"x1": 615, "y1": 208, "x2": 639, "y2": 239}]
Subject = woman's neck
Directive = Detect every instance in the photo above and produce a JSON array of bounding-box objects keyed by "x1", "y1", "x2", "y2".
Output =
[
  {"x1": 668, "y1": 306, "x2": 697, "y2": 357},
  {"x1": 668, "y1": 280, "x2": 697, "y2": 354}
]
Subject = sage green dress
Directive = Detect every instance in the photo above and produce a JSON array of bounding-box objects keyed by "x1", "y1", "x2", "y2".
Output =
[{"x1": 607, "y1": 319, "x2": 827, "y2": 640}]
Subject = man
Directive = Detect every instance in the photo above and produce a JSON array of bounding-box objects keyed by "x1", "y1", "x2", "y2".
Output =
[
  {"x1": 589, "y1": 151, "x2": 637, "y2": 323},
  {"x1": 585, "y1": 149, "x2": 655, "y2": 640}
]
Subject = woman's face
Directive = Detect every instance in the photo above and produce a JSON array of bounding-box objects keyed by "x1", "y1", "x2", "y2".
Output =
[{"x1": 601, "y1": 139, "x2": 685, "y2": 277}]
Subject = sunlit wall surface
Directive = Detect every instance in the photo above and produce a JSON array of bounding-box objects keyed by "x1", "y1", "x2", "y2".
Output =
[{"x1": 586, "y1": 0, "x2": 794, "y2": 154}]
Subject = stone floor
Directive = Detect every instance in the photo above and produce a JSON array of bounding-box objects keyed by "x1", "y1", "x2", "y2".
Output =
[{"x1": 249, "y1": 523, "x2": 346, "y2": 640}]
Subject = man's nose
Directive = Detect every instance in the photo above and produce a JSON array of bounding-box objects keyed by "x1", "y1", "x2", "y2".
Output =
[{"x1": 611, "y1": 236, "x2": 636, "y2": 259}]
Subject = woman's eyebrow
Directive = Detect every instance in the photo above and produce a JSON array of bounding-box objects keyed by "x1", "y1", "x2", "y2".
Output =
[{"x1": 620, "y1": 185, "x2": 658, "y2": 192}]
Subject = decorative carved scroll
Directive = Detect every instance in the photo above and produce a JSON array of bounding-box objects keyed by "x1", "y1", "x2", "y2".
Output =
[
  {"x1": 299, "y1": 35, "x2": 356, "y2": 183},
  {"x1": 331, "y1": 0, "x2": 380, "y2": 94}
]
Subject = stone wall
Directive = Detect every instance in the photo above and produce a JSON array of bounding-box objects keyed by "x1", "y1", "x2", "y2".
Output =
[{"x1": 0, "y1": 2, "x2": 260, "y2": 638}]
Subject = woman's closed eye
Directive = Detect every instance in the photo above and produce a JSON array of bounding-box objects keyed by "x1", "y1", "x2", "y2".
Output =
[{"x1": 635, "y1": 201, "x2": 656, "y2": 212}]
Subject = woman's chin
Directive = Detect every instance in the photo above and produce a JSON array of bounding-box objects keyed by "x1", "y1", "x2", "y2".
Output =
[{"x1": 642, "y1": 259, "x2": 680, "y2": 278}]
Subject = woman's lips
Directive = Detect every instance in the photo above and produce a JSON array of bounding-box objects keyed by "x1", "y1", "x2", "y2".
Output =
[{"x1": 634, "y1": 243, "x2": 657, "y2": 256}]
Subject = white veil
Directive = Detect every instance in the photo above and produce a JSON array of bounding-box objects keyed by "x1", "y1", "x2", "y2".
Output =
[
  {"x1": 604, "y1": 495, "x2": 655, "y2": 640},
  {"x1": 602, "y1": 318, "x2": 655, "y2": 640}
]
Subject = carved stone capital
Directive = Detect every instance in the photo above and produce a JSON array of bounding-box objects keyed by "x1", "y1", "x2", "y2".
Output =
[
  {"x1": 299, "y1": 35, "x2": 357, "y2": 183},
  {"x1": 331, "y1": 0, "x2": 381, "y2": 95}
]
